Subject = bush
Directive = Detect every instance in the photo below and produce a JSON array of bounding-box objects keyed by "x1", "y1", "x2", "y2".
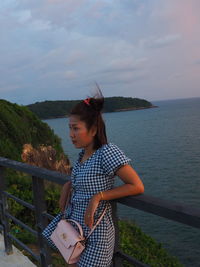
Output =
[{"x1": 118, "y1": 219, "x2": 183, "y2": 267}]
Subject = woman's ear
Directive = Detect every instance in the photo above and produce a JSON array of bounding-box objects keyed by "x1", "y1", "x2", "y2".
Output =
[{"x1": 91, "y1": 125, "x2": 97, "y2": 137}]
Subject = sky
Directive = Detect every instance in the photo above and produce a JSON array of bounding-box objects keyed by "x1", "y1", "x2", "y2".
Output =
[{"x1": 1, "y1": 0, "x2": 200, "y2": 105}]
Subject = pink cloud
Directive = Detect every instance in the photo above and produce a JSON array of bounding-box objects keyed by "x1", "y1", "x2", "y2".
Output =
[
  {"x1": 64, "y1": 70, "x2": 77, "y2": 80},
  {"x1": 86, "y1": 1, "x2": 107, "y2": 19},
  {"x1": 159, "y1": 0, "x2": 200, "y2": 37}
]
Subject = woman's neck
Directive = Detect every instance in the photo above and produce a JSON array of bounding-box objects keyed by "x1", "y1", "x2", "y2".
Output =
[
  {"x1": 84, "y1": 147, "x2": 95, "y2": 157},
  {"x1": 81, "y1": 143, "x2": 96, "y2": 161}
]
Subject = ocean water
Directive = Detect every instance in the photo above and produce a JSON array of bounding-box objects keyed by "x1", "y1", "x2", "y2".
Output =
[{"x1": 43, "y1": 97, "x2": 200, "y2": 267}]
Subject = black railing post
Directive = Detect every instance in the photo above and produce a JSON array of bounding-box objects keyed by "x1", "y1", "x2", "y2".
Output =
[
  {"x1": 0, "y1": 166, "x2": 13, "y2": 255},
  {"x1": 32, "y1": 175, "x2": 52, "y2": 267},
  {"x1": 111, "y1": 201, "x2": 123, "y2": 267}
]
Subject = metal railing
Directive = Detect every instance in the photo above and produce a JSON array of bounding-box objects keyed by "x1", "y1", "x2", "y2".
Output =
[{"x1": 0, "y1": 156, "x2": 200, "y2": 267}]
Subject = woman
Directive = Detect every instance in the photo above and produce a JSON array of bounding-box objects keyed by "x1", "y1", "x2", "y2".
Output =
[
  {"x1": 43, "y1": 89, "x2": 144, "y2": 267},
  {"x1": 44, "y1": 87, "x2": 144, "y2": 267}
]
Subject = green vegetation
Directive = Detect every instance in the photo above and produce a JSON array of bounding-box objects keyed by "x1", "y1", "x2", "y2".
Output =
[
  {"x1": 0, "y1": 98, "x2": 69, "y2": 264},
  {"x1": 0, "y1": 99, "x2": 181, "y2": 267},
  {"x1": 0, "y1": 97, "x2": 67, "y2": 225},
  {"x1": 0, "y1": 99, "x2": 64, "y2": 161},
  {"x1": 26, "y1": 97, "x2": 154, "y2": 119},
  {"x1": 104, "y1": 97, "x2": 153, "y2": 112},
  {"x1": 119, "y1": 220, "x2": 183, "y2": 267}
]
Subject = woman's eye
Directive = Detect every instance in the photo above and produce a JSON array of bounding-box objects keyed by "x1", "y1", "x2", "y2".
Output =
[
  {"x1": 70, "y1": 126, "x2": 78, "y2": 131},
  {"x1": 69, "y1": 126, "x2": 78, "y2": 130}
]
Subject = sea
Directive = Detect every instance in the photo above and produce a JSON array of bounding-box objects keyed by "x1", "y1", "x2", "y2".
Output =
[{"x1": 43, "y1": 97, "x2": 200, "y2": 267}]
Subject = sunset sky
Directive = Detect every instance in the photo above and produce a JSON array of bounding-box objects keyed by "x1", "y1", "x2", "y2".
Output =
[{"x1": 1, "y1": 0, "x2": 200, "y2": 105}]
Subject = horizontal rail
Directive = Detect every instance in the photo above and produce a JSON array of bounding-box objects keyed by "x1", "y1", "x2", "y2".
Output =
[
  {"x1": 2, "y1": 191, "x2": 55, "y2": 224},
  {"x1": 1, "y1": 157, "x2": 199, "y2": 229},
  {"x1": 1, "y1": 156, "x2": 200, "y2": 267},
  {"x1": 6, "y1": 212, "x2": 37, "y2": 236},
  {"x1": 7, "y1": 232, "x2": 40, "y2": 261},
  {"x1": 0, "y1": 157, "x2": 70, "y2": 185},
  {"x1": 117, "y1": 194, "x2": 200, "y2": 229},
  {"x1": 3, "y1": 191, "x2": 35, "y2": 211},
  {"x1": 42, "y1": 211, "x2": 55, "y2": 221},
  {"x1": 116, "y1": 251, "x2": 149, "y2": 267}
]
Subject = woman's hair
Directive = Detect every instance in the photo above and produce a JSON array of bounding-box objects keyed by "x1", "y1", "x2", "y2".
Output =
[{"x1": 70, "y1": 84, "x2": 107, "y2": 150}]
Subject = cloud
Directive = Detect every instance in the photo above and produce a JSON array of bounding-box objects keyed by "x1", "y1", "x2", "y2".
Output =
[
  {"x1": 150, "y1": 0, "x2": 200, "y2": 37},
  {"x1": 99, "y1": 57, "x2": 148, "y2": 74},
  {"x1": 29, "y1": 19, "x2": 51, "y2": 31},
  {"x1": 67, "y1": 51, "x2": 86, "y2": 65},
  {"x1": 140, "y1": 34, "x2": 182, "y2": 49},
  {"x1": 168, "y1": 73, "x2": 184, "y2": 80},
  {"x1": 151, "y1": 34, "x2": 181, "y2": 48},
  {"x1": 1, "y1": 0, "x2": 200, "y2": 104},
  {"x1": 64, "y1": 70, "x2": 77, "y2": 80},
  {"x1": 0, "y1": 85, "x2": 21, "y2": 93},
  {"x1": 13, "y1": 0, "x2": 89, "y2": 30},
  {"x1": 13, "y1": 9, "x2": 31, "y2": 23},
  {"x1": 194, "y1": 59, "x2": 200, "y2": 65}
]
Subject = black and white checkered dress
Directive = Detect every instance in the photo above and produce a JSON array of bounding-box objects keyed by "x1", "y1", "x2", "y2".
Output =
[{"x1": 42, "y1": 143, "x2": 131, "y2": 267}]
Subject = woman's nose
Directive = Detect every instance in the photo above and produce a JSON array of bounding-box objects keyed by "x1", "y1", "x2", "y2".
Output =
[{"x1": 69, "y1": 129, "x2": 74, "y2": 138}]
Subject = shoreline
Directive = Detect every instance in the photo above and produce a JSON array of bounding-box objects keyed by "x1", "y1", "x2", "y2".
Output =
[
  {"x1": 114, "y1": 105, "x2": 158, "y2": 112},
  {"x1": 42, "y1": 105, "x2": 158, "y2": 120}
]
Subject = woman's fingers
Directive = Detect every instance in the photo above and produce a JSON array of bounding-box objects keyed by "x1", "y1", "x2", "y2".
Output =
[
  {"x1": 84, "y1": 201, "x2": 97, "y2": 229},
  {"x1": 84, "y1": 195, "x2": 101, "y2": 228},
  {"x1": 84, "y1": 211, "x2": 94, "y2": 229},
  {"x1": 88, "y1": 217, "x2": 94, "y2": 229}
]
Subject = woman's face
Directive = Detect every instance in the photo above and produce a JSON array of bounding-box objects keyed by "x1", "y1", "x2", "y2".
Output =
[{"x1": 69, "y1": 115, "x2": 96, "y2": 149}]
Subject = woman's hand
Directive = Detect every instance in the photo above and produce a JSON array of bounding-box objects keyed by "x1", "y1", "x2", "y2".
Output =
[
  {"x1": 59, "y1": 181, "x2": 72, "y2": 212},
  {"x1": 84, "y1": 193, "x2": 101, "y2": 229}
]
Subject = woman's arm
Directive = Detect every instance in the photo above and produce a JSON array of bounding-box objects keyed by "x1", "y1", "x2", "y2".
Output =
[
  {"x1": 59, "y1": 180, "x2": 72, "y2": 212},
  {"x1": 84, "y1": 164, "x2": 144, "y2": 229},
  {"x1": 95, "y1": 164, "x2": 144, "y2": 201}
]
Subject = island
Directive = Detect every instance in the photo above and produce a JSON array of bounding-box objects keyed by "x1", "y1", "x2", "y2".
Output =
[{"x1": 26, "y1": 97, "x2": 158, "y2": 120}]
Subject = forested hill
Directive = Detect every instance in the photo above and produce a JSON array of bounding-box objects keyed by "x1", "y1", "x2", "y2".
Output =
[
  {"x1": 26, "y1": 97, "x2": 156, "y2": 120},
  {"x1": 0, "y1": 99, "x2": 64, "y2": 161}
]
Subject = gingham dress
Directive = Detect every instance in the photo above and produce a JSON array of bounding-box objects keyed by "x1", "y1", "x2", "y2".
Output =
[{"x1": 42, "y1": 143, "x2": 131, "y2": 267}]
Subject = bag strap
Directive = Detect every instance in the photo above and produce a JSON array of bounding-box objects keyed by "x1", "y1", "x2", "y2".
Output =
[
  {"x1": 65, "y1": 219, "x2": 84, "y2": 239},
  {"x1": 85, "y1": 203, "x2": 108, "y2": 240},
  {"x1": 62, "y1": 190, "x2": 108, "y2": 240}
]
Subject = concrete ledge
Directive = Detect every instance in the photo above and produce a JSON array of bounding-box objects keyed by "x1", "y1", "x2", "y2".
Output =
[{"x1": 0, "y1": 234, "x2": 36, "y2": 267}]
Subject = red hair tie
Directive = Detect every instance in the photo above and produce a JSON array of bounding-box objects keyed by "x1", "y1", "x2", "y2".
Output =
[{"x1": 83, "y1": 98, "x2": 90, "y2": 106}]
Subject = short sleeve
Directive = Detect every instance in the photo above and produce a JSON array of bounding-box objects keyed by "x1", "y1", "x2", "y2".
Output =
[{"x1": 101, "y1": 143, "x2": 131, "y2": 176}]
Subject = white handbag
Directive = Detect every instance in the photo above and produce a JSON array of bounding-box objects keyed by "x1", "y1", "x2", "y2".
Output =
[{"x1": 50, "y1": 204, "x2": 108, "y2": 264}]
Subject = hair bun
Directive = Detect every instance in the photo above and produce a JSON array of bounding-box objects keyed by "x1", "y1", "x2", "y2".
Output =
[
  {"x1": 88, "y1": 83, "x2": 104, "y2": 112},
  {"x1": 89, "y1": 98, "x2": 104, "y2": 112}
]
